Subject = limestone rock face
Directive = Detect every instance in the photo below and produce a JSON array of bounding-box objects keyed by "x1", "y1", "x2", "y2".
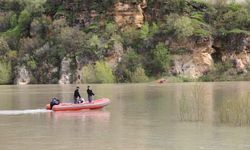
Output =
[
  {"x1": 170, "y1": 36, "x2": 214, "y2": 79},
  {"x1": 75, "y1": 10, "x2": 99, "y2": 27},
  {"x1": 214, "y1": 33, "x2": 250, "y2": 73},
  {"x1": 114, "y1": 1, "x2": 146, "y2": 28},
  {"x1": 58, "y1": 57, "x2": 71, "y2": 84},
  {"x1": 105, "y1": 41, "x2": 124, "y2": 69},
  {"x1": 15, "y1": 66, "x2": 31, "y2": 85},
  {"x1": 235, "y1": 58, "x2": 246, "y2": 73},
  {"x1": 172, "y1": 53, "x2": 213, "y2": 78}
]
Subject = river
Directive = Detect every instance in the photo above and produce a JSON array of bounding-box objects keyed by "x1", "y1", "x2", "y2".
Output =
[{"x1": 0, "y1": 82, "x2": 250, "y2": 150}]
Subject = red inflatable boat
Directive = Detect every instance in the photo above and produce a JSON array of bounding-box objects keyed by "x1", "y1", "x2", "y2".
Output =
[{"x1": 46, "y1": 98, "x2": 110, "y2": 111}]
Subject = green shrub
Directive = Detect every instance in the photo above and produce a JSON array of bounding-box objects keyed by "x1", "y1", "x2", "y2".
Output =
[
  {"x1": 81, "y1": 62, "x2": 115, "y2": 83},
  {"x1": 227, "y1": 2, "x2": 242, "y2": 12},
  {"x1": 89, "y1": 34, "x2": 101, "y2": 48},
  {"x1": 139, "y1": 22, "x2": 159, "y2": 40},
  {"x1": 30, "y1": 18, "x2": 44, "y2": 37},
  {"x1": 18, "y1": 9, "x2": 31, "y2": 30},
  {"x1": 0, "y1": 61, "x2": 11, "y2": 84},
  {"x1": 87, "y1": 34, "x2": 106, "y2": 59},
  {"x1": 227, "y1": 28, "x2": 250, "y2": 35},
  {"x1": 211, "y1": 3, "x2": 250, "y2": 30},
  {"x1": 6, "y1": 50, "x2": 17, "y2": 60},
  {"x1": 150, "y1": 42, "x2": 170, "y2": 74},
  {"x1": 247, "y1": 0, "x2": 250, "y2": 12},
  {"x1": 160, "y1": 0, "x2": 187, "y2": 14},
  {"x1": 54, "y1": 26, "x2": 86, "y2": 59},
  {"x1": 18, "y1": 37, "x2": 39, "y2": 57},
  {"x1": 0, "y1": 13, "x2": 11, "y2": 32},
  {"x1": 10, "y1": 13, "x2": 17, "y2": 28},
  {"x1": 114, "y1": 64, "x2": 129, "y2": 83},
  {"x1": 24, "y1": 0, "x2": 46, "y2": 15},
  {"x1": 26, "y1": 58, "x2": 37, "y2": 70},
  {"x1": 81, "y1": 64, "x2": 96, "y2": 83},
  {"x1": 191, "y1": 19, "x2": 211, "y2": 37},
  {"x1": 214, "y1": 0, "x2": 227, "y2": 8},
  {"x1": 140, "y1": 22, "x2": 150, "y2": 40},
  {"x1": 199, "y1": 60, "x2": 237, "y2": 82},
  {"x1": 125, "y1": 50, "x2": 141, "y2": 72},
  {"x1": 223, "y1": 8, "x2": 249, "y2": 30},
  {"x1": 121, "y1": 27, "x2": 140, "y2": 46},
  {"x1": 130, "y1": 67, "x2": 149, "y2": 83},
  {"x1": 215, "y1": 61, "x2": 233, "y2": 73},
  {"x1": 0, "y1": 37, "x2": 11, "y2": 57},
  {"x1": 114, "y1": 50, "x2": 141, "y2": 82},
  {"x1": 95, "y1": 61, "x2": 115, "y2": 83},
  {"x1": 191, "y1": 12, "x2": 205, "y2": 22},
  {"x1": 174, "y1": 16, "x2": 194, "y2": 39},
  {"x1": 105, "y1": 22, "x2": 118, "y2": 35},
  {"x1": 0, "y1": 11, "x2": 18, "y2": 32},
  {"x1": 165, "y1": 14, "x2": 194, "y2": 40},
  {"x1": 150, "y1": 23, "x2": 159, "y2": 36},
  {"x1": 1, "y1": 31, "x2": 20, "y2": 51}
]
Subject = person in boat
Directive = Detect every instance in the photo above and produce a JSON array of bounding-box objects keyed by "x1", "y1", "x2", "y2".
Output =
[
  {"x1": 87, "y1": 85, "x2": 95, "y2": 103},
  {"x1": 50, "y1": 97, "x2": 60, "y2": 110},
  {"x1": 74, "y1": 86, "x2": 83, "y2": 104}
]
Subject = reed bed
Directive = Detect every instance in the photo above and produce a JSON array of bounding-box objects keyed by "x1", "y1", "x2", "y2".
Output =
[
  {"x1": 178, "y1": 84, "x2": 206, "y2": 121},
  {"x1": 219, "y1": 94, "x2": 250, "y2": 126}
]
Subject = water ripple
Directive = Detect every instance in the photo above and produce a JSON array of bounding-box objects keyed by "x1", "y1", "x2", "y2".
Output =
[{"x1": 0, "y1": 109, "x2": 52, "y2": 115}]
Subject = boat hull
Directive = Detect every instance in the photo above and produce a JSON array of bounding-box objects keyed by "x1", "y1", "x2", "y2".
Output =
[{"x1": 46, "y1": 98, "x2": 110, "y2": 111}]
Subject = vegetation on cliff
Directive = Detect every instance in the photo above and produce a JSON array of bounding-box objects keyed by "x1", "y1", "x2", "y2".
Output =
[{"x1": 0, "y1": 0, "x2": 250, "y2": 84}]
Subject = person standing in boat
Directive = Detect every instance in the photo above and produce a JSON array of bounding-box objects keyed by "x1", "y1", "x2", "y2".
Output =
[
  {"x1": 87, "y1": 85, "x2": 95, "y2": 103},
  {"x1": 74, "y1": 86, "x2": 82, "y2": 104}
]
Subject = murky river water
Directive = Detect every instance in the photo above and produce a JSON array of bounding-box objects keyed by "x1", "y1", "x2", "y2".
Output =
[{"x1": 1, "y1": 82, "x2": 250, "y2": 150}]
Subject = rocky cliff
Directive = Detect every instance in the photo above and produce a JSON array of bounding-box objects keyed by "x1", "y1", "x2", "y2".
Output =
[
  {"x1": 1, "y1": 0, "x2": 250, "y2": 84},
  {"x1": 213, "y1": 32, "x2": 250, "y2": 73},
  {"x1": 168, "y1": 36, "x2": 214, "y2": 78},
  {"x1": 113, "y1": 0, "x2": 146, "y2": 28}
]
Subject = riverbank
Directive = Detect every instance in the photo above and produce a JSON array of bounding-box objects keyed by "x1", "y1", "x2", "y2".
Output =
[{"x1": 0, "y1": 0, "x2": 250, "y2": 85}]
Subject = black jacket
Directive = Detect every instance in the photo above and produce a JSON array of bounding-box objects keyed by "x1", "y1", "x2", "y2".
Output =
[
  {"x1": 87, "y1": 89, "x2": 94, "y2": 96},
  {"x1": 74, "y1": 89, "x2": 81, "y2": 98}
]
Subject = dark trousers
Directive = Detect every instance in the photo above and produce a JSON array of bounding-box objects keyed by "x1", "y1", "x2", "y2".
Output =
[
  {"x1": 74, "y1": 97, "x2": 78, "y2": 104},
  {"x1": 88, "y1": 96, "x2": 93, "y2": 103}
]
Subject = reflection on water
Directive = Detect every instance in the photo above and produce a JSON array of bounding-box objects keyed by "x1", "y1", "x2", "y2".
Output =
[
  {"x1": 1, "y1": 83, "x2": 250, "y2": 150},
  {"x1": 49, "y1": 110, "x2": 110, "y2": 122}
]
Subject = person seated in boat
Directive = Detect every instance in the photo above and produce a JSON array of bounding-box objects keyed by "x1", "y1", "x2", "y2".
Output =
[
  {"x1": 50, "y1": 97, "x2": 60, "y2": 110},
  {"x1": 87, "y1": 85, "x2": 95, "y2": 103},
  {"x1": 77, "y1": 97, "x2": 84, "y2": 103},
  {"x1": 74, "y1": 86, "x2": 83, "y2": 104}
]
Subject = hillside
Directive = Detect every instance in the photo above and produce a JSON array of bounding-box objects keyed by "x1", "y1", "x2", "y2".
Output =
[{"x1": 0, "y1": 0, "x2": 250, "y2": 84}]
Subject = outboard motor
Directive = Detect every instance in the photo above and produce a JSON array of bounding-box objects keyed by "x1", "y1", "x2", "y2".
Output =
[{"x1": 50, "y1": 97, "x2": 60, "y2": 110}]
